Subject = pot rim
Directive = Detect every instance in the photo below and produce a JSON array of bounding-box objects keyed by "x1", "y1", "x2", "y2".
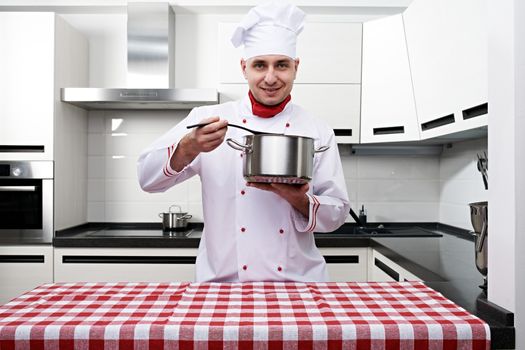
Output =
[{"x1": 243, "y1": 134, "x2": 315, "y2": 141}]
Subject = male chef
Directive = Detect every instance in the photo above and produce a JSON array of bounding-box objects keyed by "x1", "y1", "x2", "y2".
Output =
[{"x1": 138, "y1": 2, "x2": 349, "y2": 282}]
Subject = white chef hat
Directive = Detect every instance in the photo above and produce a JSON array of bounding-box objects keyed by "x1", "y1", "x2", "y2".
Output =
[{"x1": 231, "y1": 2, "x2": 306, "y2": 60}]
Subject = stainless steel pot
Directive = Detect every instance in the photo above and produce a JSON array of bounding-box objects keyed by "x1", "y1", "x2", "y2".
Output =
[
  {"x1": 158, "y1": 205, "x2": 192, "y2": 231},
  {"x1": 469, "y1": 201, "x2": 487, "y2": 277},
  {"x1": 226, "y1": 134, "x2": 329, "y2": 184}
]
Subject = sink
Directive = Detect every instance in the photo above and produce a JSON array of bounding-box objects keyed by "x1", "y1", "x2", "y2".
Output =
[
  {"x1": 355, "y1": 228, "x2": 395, "y2": 235},
  {"x1": 354, "y1": 226, "x2": 442, "y2": 237}
]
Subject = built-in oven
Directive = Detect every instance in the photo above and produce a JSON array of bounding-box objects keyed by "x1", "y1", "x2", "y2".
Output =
[{"x1": 0, "y1": 161, "x2": 53, "y2": 244}]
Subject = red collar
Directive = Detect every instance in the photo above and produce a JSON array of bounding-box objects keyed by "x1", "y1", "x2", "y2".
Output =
[{"x1": 248, "y1": 91, "x2": 291, "y2": 118}]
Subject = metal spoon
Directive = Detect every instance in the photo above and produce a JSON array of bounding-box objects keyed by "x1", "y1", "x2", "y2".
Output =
[{"x1": 186, "y1": 122, "x2": 276, "y2": 135}]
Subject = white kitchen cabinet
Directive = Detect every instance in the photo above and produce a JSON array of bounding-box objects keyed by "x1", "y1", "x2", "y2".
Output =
[
  {"x1": 0, "y1": 245, "x2": 54, "y2": 304},
  {"x1": 0, "y1": 13, "x2": 88, "y2": 161},
  {"x1": 0, "y1": 13, "x2": 55, "y2": 159},
  {"x1": 319, "y1": 247, "x2": 368, "y2": 282},
  {"x1": 219, "y1": 84, "x2": 360, "y2": 143},
  {"x1": 403, "y1": 0, "x2": 488, "y2": 139},
  {"x1": 54, "y1": 248, "x2": 198, "y2": 283},
  {"x1": 369, "y1": 249, "x2": 422, "y2": 282},
  {"x1": 218, "y1": 22, "x2": 362, "y2": 84},
  {"x1": 361, "y1": 14, "x2": 420, "y2": 143}
]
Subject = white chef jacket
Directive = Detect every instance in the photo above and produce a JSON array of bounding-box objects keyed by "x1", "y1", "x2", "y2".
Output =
[{"x1": 137, "y1": 95, "x2": 350, "y2": 282}]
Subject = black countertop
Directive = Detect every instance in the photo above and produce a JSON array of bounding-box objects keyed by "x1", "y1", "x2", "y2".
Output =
[{"x1": 54, "y1": 222, "x2": 514, "y2": 349}]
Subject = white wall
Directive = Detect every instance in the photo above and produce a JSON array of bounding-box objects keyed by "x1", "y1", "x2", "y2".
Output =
[
  {"x1": 341, "y1": 149, "x2": 440, "y2": 223},
  {"x1": 438, "y1": 138, "x2": 488, "y2": 230},
  {"x1": 87, "y1": 111, "x2": 443, "y2": 223},
  {"x1": 87, "y1": 111, "x2": 486, "y2": 228},
  {"x1": 488, "y1": 0, "x2": 525, "y2": 347},
  {"x1": 86, "y1": 110, "x2": 202, "y2": 222}
]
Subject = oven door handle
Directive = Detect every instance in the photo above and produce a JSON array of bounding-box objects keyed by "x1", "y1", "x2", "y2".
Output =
[{"x1": 0, "y1": 186, "x2": 37, "y2": 192}]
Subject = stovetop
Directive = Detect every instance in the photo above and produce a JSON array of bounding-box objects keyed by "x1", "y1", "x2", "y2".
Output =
[{"x1": 85, "y1": 229, "x2": 200, "y2": 238}]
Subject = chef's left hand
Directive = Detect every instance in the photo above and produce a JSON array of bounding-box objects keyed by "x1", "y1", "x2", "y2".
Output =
[{"x1": 247, "y1": 182, "x2": 310, "y2": 218}]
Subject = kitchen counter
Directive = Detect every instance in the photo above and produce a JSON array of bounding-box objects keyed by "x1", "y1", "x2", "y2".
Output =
[
  {"x1": 53, "y1": 222, "x2": 442, "y2": 248},
  {"x1": 54, "y1": 222, "x2": 514, "y2": 349}
]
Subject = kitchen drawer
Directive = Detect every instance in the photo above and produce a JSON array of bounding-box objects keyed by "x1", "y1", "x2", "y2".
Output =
[
  {"x1": 54, "y1": 248, "x2": 198, "y2": 283},
  {"x1": 370, "y1": 249, "x2": 422, "y2": 282},
  {"x1": 0, "y1": 245, "x2": 53, "y2": 304},
  {"x1": 319, "y1": 247, "x2": 368, "y2": 282}
]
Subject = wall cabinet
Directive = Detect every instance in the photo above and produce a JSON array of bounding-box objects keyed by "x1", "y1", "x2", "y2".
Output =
[
  {"x1": 319, "y1": 247, "x2": 368, "y2": 282},
  {"x1": 0, "y1": 13, "x2": 88, "y2": 161},
  {"x1": 369, "y1": 249, "x2": 422, "y2": 282},
  {"x1": 0, "y1": 245, "x2": 54, "y2": 304},
  {"x1": 403, "y1": 0, "x2": 488, "y2": 139},
  {"x1": 54, "y1": 248, "x2": 198, "y2": 283},
  {"x1": 361, "y1": 14, "x2": 420, "y2": 143},
  {"x1": 0, "y1": 13, "x2": 55, "y2": 159},
  {"x1": 218, "y1": 21, "x2": 362, "y2": 143}
]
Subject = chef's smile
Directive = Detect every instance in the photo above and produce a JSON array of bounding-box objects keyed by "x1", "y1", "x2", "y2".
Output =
[{"x1": 242, "y1": 55, "x2": 299, "y2": 106}]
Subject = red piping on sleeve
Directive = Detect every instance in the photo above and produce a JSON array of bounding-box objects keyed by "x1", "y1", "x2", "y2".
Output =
[
  {"x1": 305, "y1": 194, "x2": 320, "y2": 232},
  {"x1": 163, "y1": 144, "x2": 175, "y2": 177}
]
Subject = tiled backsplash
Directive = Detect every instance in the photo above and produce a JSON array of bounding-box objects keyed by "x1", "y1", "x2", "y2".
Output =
[
  {"x1": 439, "y1": 138, "x2": 488, "y2": 230},
  {"x1": 87, "y1": 111, "x2": 487, "y2": 230}
]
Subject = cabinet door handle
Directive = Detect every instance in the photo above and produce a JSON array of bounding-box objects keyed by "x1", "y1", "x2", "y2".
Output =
[
  {"x1": 0, "y1": 145, "x2": 45, "y2": 153},
  {"x1": 0, "y1": 186, "x2": 37, "y2": 192},
  {"x1": 324, "y1": 255, "x2": 359, "y2": 264},
  {"x1": 374, "y1": 258, "x2": 400, "y2": 281},
  {"x1": 373, "y1": 126, "x2": 405, "y2": 135},
  {"x1": 0, "y1": 255, "x2": 45, "y2": 263},
  {"x1": 421, "y1": 114, "x2": 455, "y2": 131},
  {"x1": 62, "y1": 255, "x2": 196, "y2": 264},
  {"x1": 333, "y1": 129, "x2": 352, "y2": 136},
  {"x1": 462, "y1": 102, "x2": 488, "y2": 120}
]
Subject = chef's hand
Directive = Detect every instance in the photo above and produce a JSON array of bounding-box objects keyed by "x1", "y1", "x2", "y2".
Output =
[
  {"x1": 247, "y1": 182, "x2": 310, "y2": 218},
  {"x1": 171, "y1": 117, "x2": 228, "y2": 171}
]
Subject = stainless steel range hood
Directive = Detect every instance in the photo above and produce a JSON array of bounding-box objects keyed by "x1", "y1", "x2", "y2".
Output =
[{"x1": 61, "y1": 3, "x2": 218, "y2": 110}]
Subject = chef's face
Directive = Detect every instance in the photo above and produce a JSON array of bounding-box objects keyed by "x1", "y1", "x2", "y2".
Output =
[{"x1": 241, "y1": 55, "x2": 299, "y2": 106}]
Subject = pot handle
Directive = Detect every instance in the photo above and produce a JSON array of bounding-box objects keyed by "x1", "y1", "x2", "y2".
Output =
[
  {"x1": 158, "y1": 213, "x2": 163, "y2": 218},
  {"x1": 314, "y1": 145, "x2": 330, "y2": 153},
  {"x1": 177, "y1": 214, "x2": 192, "y2": 220},
  {"x1": 476, "y1": 220, "x2": 487, "y2": 252},
  {"x1": 226, "y1": 138, "x2": 252, "y2": 153},
  {"x1": 169, "y1": 205, "x2": 182, "y2": 213}
]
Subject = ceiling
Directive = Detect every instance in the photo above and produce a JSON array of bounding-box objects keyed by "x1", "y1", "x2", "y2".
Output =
[{"x1": 0, "y1": 0, "x2": 414, "y2": 15}]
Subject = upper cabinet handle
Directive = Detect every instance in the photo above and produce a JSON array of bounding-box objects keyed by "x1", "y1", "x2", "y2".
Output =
[
  {"x1": 421, "y1": 114, "x2": 455, "y2": 131},
  {"x1": 0, "y1": 186, "x2": 37, "y2": 192},
  {"x1": 373, "y1": 126, "x2": 405, "y2": 135},
  {"x1": 0, "y1": 145, "x2": 44, "y2": 153},
  {"x1": 333, "y1": 129, "x2": 352, "y2": 136},
  {"x1": 462, "y1": 103, "x2": 488, "y2": 120}
]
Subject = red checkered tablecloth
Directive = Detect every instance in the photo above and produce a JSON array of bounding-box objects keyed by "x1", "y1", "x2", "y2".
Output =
[{"x1": 0, "y1": 281, "x2": 490, "y2": 349}]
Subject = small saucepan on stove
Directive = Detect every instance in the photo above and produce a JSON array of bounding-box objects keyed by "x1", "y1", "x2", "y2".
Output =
[
  {"x1": 158, "y1": 205, "x2": 192, "y2": 231},
  {"x1": 226, "y1": 134, "x2": 329, "y2": 184}
]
